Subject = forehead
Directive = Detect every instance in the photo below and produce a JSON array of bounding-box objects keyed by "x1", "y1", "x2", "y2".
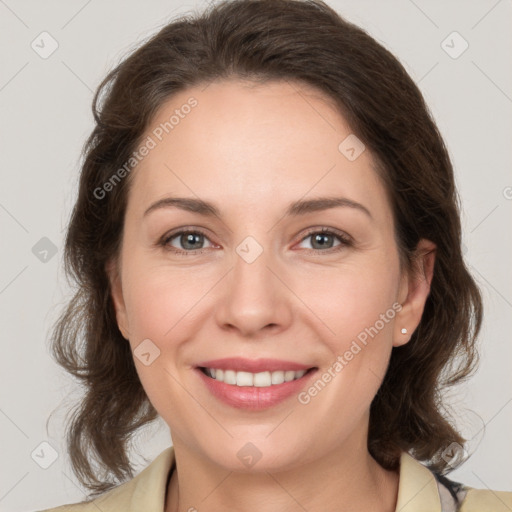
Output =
[{"x1": 126, "y1": 79, "x2": 390, "y2": 221}]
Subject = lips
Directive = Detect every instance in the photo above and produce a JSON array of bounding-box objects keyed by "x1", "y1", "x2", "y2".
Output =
[
  {"x1": 193, "y1": 357, "x2": 319, "y2": 410},
  {"x1": 195, "y1": 365, "x2": 319, "y2": 410}
]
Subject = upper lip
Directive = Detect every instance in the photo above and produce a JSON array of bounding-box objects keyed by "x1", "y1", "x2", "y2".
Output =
[{"x1": 196, "y1": 357, "x2": 316, "y2": 373}]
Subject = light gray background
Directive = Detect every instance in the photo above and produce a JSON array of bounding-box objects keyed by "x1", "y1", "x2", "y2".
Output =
[{"x1": 1, "y1": 1, "x2": 511, "y2": 510}]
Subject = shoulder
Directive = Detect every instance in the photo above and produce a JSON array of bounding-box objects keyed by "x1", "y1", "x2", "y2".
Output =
[
  {"x1": 36, "y1": 503, "x2": 93, "y2": 511},
  {"x1": 433, "y1": 467, "x2": 512, "y2": 512},
  {"x1": 460, "y1": 487, "x2": 512, "y2": 511},
  {"x1": 397, "y1": 451, "x2": 512, "y2": 512},
  {"x1": 35, "y1": 480, "x2": 136, "y2": 512},
  {"x1": 36, "y1": 446, "x2": 176, "y2": 512}
]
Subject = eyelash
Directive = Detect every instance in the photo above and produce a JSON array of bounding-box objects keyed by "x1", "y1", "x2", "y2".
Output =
[{"x1": 159, "y1": 226, "x2": 353, "y2": 256}]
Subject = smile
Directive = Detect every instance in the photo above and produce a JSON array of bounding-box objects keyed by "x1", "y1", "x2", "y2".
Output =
[{"x1": 195, "y1": 365, "x2": 319, "y2": 410}]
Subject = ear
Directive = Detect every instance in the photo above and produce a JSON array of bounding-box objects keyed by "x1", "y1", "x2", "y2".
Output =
[
  {"x1": 105, "y1": 257, "x2": 130, "y2": 340},
  {"x1": 394, "y1": 239, "x2": 436, "y2": 347}
]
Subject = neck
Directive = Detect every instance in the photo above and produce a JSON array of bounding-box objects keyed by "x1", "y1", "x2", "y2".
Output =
[{"x1": 165, "y1": 436, "x2": 399, "y2": 512}]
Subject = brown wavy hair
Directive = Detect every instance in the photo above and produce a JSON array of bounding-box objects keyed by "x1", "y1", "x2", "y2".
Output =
[{"x1": 49, "y1": 0, "x2": 482, "y2": 498}]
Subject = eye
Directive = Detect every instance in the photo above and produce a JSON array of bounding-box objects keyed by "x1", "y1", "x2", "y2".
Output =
[
  {"x1": 159, "y1": 226, "x2": 352, "y2": 256},
  {"x1": 296, "y1": 227, "x2": 352, "y2": 253},
  {"x1": 160, "y1": 229, "x2": 216, "y2": 255}
]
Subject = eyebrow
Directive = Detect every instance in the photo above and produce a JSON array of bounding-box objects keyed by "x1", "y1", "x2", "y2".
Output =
[{"x1": 143, "y1": 196, "x2": 372, "y2": 220}]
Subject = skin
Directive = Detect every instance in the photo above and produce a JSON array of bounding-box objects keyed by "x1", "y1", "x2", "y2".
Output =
[{"x1": 107, "y1": 79, "x2": 436, "y2": 512}]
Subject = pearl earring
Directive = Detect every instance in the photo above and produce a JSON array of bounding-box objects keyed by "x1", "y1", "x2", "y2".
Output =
[{"x1": 401, "y1": 328, "x2": 408, "y2": 334}]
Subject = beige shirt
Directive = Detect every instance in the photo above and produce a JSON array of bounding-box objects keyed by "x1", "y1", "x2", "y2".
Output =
[{"x1": 38, "y1": 446, "x2": 512, "y2": 511}]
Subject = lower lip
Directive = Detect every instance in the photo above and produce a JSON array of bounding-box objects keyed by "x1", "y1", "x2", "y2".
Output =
[{"x1": 195, "y1": 367, "x2": 318, "y2": 410}]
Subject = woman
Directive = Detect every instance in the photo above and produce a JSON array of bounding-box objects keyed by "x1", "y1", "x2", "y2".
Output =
[{"x1": 40, "y1": 0, "x2": 511, "y2": 511}]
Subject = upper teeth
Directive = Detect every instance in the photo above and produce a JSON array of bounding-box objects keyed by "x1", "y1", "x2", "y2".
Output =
[{"x1": 204, "y1": 368, "x2": 308, "y2": 387}]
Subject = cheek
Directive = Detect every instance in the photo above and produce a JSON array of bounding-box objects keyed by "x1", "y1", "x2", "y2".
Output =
[
  {"x1": 122, "y1": 261, "x2": 213, "y2": 341},
  {"x1": 293, "y1": 256, "x2": 400, "y2": 344},
  {"x1": 292, "y1": 255, "x2": 400, "y2": 411},
  {"x1": 120, "y1": 263, "x2": 201, "y2": 410},
  {"x1": 296, "y1": 274, "x2": 398, "y2": 423}
]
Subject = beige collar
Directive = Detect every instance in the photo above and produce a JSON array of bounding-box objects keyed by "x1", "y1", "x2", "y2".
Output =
[{"x1": 92, "y1": 447, "x2": 443, "y2": 511}]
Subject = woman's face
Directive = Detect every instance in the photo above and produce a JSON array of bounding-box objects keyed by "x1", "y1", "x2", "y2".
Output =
[{"x1": 108, "y1": 79, "x2": 431, "y2": 471}]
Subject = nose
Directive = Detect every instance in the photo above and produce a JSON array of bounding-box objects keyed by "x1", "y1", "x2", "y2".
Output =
[{"x1": 214, "y1": 241, "x2": 293, "y2": 338}]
